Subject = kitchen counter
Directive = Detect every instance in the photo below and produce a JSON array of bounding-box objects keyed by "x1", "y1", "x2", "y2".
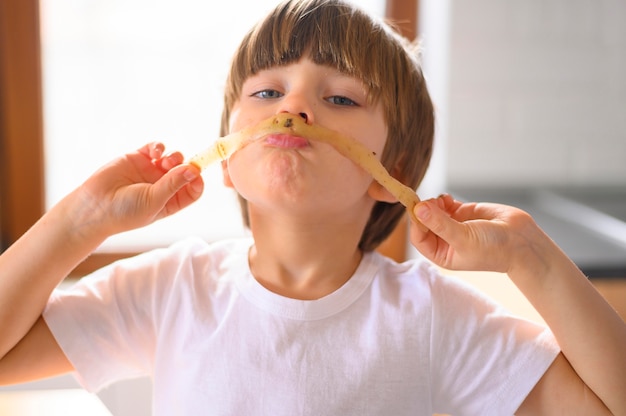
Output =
[{"x1": 0, "y1": 389, "x2": 111, "y2": 415}]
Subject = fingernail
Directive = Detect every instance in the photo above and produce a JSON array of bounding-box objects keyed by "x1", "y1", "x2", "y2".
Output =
[
  {"x1": 415, "y1": 203, "x2": 430, "y2": 220},
  {"x1": 183, "y1": 168, "x2": 199, "y2": 182},
  {"x1": 161, "y1": 156, "x2": 176, "y2": 171}
]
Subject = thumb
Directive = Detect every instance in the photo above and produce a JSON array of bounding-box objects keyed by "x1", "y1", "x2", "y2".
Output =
[
  {"x1": 414, "y1": 199, "x2": 461, "y2": 243},
  {"x1": 152, "y1": 164, "x2": 204, "y2": 211}
]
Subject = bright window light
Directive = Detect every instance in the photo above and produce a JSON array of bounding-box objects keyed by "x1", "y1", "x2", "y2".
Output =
[{"x1": 40, "y1": 0, "x2": 384, "y2": 252}]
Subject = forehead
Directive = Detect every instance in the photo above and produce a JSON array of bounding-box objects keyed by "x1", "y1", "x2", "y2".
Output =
[
  {"x1": 238, "y1": 2, "x2": 391, "y2": 97},
  {"x1": 245, "y1": 57, "x2": 365, "y2": 85}
]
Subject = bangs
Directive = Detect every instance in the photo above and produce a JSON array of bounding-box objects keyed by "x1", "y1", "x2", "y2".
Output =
[{"x1": 226, "y1": 0, "x2": 402, "y2": 108}]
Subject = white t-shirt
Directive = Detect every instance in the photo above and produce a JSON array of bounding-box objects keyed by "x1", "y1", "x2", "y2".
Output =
[{"x1": 44, "y1": 237, "x2": 559, "y2": 416}]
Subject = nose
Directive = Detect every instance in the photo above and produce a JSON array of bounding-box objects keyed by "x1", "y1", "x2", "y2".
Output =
[
  {"x1": 278, "y1": 108, "x2": 312, "y2": 125},
  {"x1": 277, "y1": 91, "x2": 314, "y2": 124}
]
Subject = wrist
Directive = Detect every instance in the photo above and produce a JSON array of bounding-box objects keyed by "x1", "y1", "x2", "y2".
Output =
[
  {"x1": 506, "y1": 215, "x2": 556, "y2": 284},
  {"x1": 53, "y1": 187, "x2": 112, "y2": 249}
]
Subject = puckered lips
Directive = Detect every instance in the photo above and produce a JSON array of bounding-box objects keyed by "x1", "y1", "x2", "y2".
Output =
[{"x1": 264, "y1": 133, "x2": 309, "y2": 149}]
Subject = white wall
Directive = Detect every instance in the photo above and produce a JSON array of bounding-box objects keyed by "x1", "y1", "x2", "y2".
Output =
[
  {"x1": 445, "y1": 0, "x2": 626, "y2": 187},
  {"x1": 418, "y1": 0, "x2": 451, "y2": 199}
]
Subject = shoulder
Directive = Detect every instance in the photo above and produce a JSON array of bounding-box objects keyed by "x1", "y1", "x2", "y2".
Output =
[
  {"x1": 370, "y1": 252, "x2": 556, "y2": 346},
  {"x1": 369, "y1": 251, "x2": 485, "y2": 305},
  {"x1": 380, "y1": 256, "x2": 561, "y2": 415},
  {"x1": 56, "y1": 237, "x2": 253, "y2": 303},
  {"x1": 364, "y1": 252, "x2": 450, "y2": 319},
  {"x1": 166, "y1": 236, "x2": 252, "y2": 274},
  {"x1": 158, "y1": 236, "x2": 250, "y2": 263},
  {"x1": 370, "y1": 251, "x2": 439, "y2": 283},
  {"x1": 107, "y1": 236, "x2": 251, "y2": 275}
]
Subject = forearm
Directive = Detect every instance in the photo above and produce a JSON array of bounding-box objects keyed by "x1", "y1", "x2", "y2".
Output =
[
  {"x1": 508, "y1": 223, "x2": 626, "y2": 414},
  {"x1": 0, "y1": 190, "x2": 107, "y2": 359},
  {"x1": 0, "y1": 143, "x2": 202, "y2": 364}
]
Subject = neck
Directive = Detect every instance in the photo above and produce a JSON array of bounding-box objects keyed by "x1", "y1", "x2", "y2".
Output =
[{"x1": 248, "y1": 212, "x2": 367, "y2": 300}]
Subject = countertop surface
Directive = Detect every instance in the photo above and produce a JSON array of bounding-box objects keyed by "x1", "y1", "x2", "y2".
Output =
[{"x1": 0, "y1": 389, "x2": 112, "y2": 415}]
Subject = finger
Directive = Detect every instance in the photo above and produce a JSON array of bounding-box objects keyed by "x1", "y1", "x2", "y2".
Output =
[
  {"x1": 138, "y1": 142, "x2": 165, "y2": 160},
  {"x1": 409, "y1": 197, "x2": 448, "y2": 244},
  {"x1": 430, "y1": 194, "x2": 494, "y2": 224},
  {"x1": 414, "y1": 199, "x2": 466, "y2": 245},
  {"x1": 438, "y1": 193, "x2": 462, "y2": 212},
  {"x1": 409, "y1": 204, "x2": 453, "y2": 267},
  {"x1": 450, "y1": 201, "x2": 509, "y2": 224},
  {"x1": 157, "y1": 152, "x2": 184, "y2": 171},
  {"x1": 151, "y1": 164, "x2": 204, "y2": 217}
]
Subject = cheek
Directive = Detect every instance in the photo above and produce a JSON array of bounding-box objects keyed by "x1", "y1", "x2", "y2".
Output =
[
  {"x1": 223, "y1": 153, "x2": 251, "y2": 193},
  {"x1": 228, "y1": 107, "x2": 242, "y2": 132},
  {"x1": 224, "y1": 147, "x2": 307, "y2": 201},
  {"x1": 221, "y1": 160, "x2": 235, "y2": 188},
  {"x1": 366, "y1": 124, "x2": 388, "y2": 159},
  {"x1": 224, "y1": 144, "x2": 373, "y2": 212},
  {"x1": 359, "y1": 106, "x2": 388, "y2": 158}
]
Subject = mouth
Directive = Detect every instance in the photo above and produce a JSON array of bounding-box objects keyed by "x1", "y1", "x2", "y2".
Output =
[
  {"x1": 188, "y1": 113, "x2": 420, "y2": 218},
  {"x1": 264, "y1": 133, "x2": 309, "y2": 149}
]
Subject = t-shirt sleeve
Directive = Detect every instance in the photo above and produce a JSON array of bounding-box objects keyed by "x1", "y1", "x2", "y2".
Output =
[
  {"x1": 42, "y1": 238, "x2": 208, "y2": 392},
  {"x1": 428, "y1": 272, "x2": 560, "y2": 416}
]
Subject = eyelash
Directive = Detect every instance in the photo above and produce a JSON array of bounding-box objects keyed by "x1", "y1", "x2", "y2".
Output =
[
  {"x1": 327, "y1": 96, "x2": 357, "y2": 106},
  {"x1": 252, "y1": 89, "x2": 283, "y2": 99},
  {"x1": 251, "y1": 89, "x2": 359, "y2": 107}
]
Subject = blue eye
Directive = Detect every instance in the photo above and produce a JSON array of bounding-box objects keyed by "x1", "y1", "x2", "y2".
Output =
[
  {"x1": 253, "y1": 89, "x2": 283, "y2": 99},
  {"x1": 328, "y1": 96, "x2": 357, "y2": 106}
]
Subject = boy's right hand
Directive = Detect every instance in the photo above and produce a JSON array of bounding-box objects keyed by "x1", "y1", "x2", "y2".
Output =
[
  {"x1": 71, "y1": 142, "x2": 204, "y2": 240},
  {"x1": 0, "y1": 141, "x2": 205, "y2": 375}
]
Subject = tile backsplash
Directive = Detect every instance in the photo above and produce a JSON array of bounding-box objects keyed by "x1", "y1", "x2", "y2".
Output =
[{"x1": 445, "y1": 0, "x2": 626, "y2": 187}]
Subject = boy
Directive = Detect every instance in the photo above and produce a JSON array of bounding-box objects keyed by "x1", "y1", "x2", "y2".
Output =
[{"x1": 1, "y1": 0, "x2": 625, "y2": 414}]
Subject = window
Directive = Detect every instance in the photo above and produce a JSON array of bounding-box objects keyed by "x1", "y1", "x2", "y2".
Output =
[
  {"x1": 2, "y1": 0, "x2": 423, "y2": 274},
  {"x1": 40, "y1": 0, "x2": 386, "y2": 254}
]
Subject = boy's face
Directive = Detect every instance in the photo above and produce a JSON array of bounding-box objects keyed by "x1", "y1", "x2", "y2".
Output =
[{"x1": 222, "y1": 57, "x2": 392, "y2": 223}]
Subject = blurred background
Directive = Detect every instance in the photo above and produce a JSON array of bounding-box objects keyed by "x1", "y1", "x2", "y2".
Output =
[
  {"x1": 1, "y1": 0, "x2": 625, "y2": 414},
  {"x1": 447, "y1": 1, "x2": 626, "y2": 187},
  {"x1": 2, "y1": 0, "x2": 625, "y2": 263}
]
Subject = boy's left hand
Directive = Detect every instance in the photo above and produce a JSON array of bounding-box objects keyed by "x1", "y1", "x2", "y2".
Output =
[{"x1": 409, "y1": 194, "x2": 540, "y2": 274}]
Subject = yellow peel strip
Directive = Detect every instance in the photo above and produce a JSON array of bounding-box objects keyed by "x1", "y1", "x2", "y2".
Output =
[
  {"x1": 188, "y1": 116, "x2": 288, "y2": 170},
  {"x1": 188, "y1": 114, "x2": 420, "y2": 215}
]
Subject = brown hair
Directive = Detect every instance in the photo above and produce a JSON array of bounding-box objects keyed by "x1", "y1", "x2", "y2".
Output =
[{"x1": 220, "y1": 0, "x2": 434, "y2": 251}]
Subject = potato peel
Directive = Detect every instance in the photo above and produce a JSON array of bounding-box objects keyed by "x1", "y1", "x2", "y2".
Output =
[{"x1": 189, "y1": 114, "x2": 420, "y2": 216}]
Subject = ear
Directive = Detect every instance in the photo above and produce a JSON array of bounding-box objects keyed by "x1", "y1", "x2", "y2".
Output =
[
  {"x1": 367, "y1": 180, "x2": 398, "y2": 203},
  {"x1": 367, "y1": 164, "x2": 406, "y2": 203},
  {"x1": 221, "y1": 160, "x2": 235, "y2": 188}
]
